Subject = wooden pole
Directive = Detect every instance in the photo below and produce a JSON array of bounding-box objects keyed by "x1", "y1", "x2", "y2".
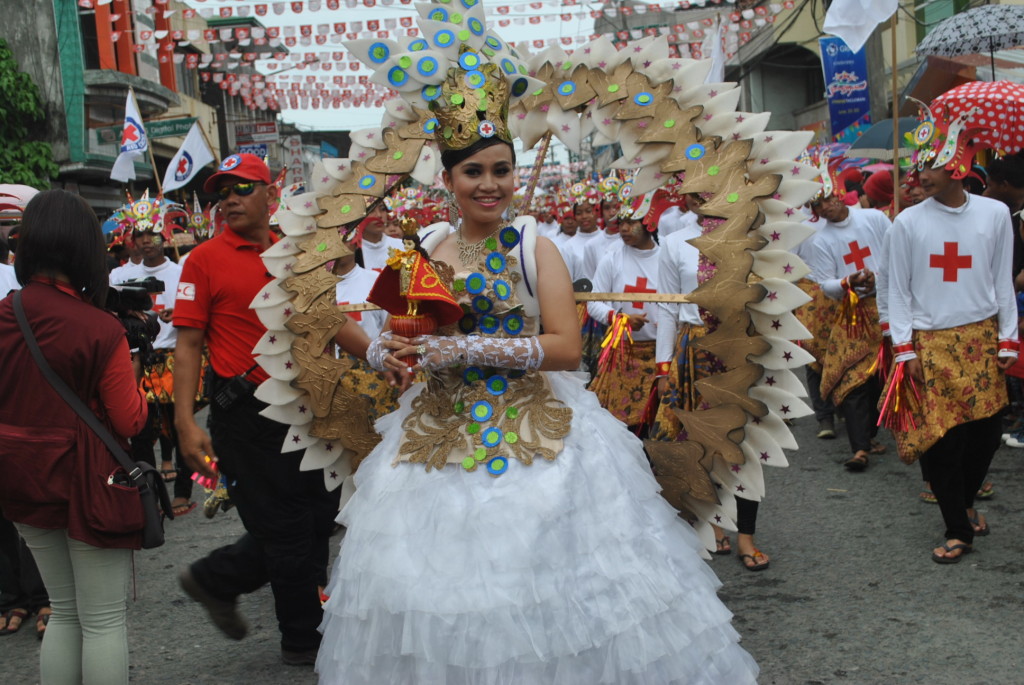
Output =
[
  {"x1": 522, "y1": 131, "x2": 553, "y2": 215},
  {"x1": 891, "y1": 13, "x2": 900, "y2": 215}
]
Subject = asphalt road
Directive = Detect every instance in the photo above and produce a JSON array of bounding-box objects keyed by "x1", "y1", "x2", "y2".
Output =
[{"x1": 2, "y1": 410, "x2": 1022, "y2": 684}]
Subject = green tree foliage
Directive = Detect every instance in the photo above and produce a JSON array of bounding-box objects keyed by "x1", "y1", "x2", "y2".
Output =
[{"x1": 0, "y1": 39, "x2": 59, "y2": 189}]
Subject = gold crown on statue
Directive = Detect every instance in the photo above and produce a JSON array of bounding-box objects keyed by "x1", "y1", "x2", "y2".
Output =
[
  {"x1": 428, "y1": 46, "x2": 513, "y2": 152},
  {"x1": 399, "y1": 215, "x2": 420, "y2": 237}
]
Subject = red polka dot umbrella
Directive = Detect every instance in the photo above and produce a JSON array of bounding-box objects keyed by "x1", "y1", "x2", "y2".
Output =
[{"x1": 932, "y1": 80, "x2": 1024, "y2": 154}]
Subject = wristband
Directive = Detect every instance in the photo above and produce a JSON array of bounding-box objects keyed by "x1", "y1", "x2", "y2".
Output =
[{"x1": 655, "y1": 361, "x2": 671, "y2": 376}]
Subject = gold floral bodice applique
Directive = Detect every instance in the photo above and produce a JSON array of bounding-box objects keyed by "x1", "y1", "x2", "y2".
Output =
[{"x1": 394, "y1": 226, "x2": 572, "y2": 476}]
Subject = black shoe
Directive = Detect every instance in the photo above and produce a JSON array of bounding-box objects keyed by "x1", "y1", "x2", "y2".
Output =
[
  {"x1": 282, "y1": 647, "x2": 318, "y2": 666},
  {"x1": 816, "y1": 419, "x2": 836, "y2": 439},
  {"x1": 178, "y1": 568, "x2": 248, "y2": 640}
]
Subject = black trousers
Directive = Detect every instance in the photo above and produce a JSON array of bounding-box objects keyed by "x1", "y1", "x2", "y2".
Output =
[
  {"x1": 0, "y1": 514, "x2": 47, "y2": 613},
  {"x1": 838, "y1": 377, "x2": 881, "y2": 454},
  {"x1": 190, "y1": 384, "x2": 340, "y2": 651},
  {"x1": 920, "y1": 414, "x2": 1001, "y2": 545},
  {"x1": 805, "y1": 365, "x2": 834, "y2": 422},
  {"x1": 736, "y1": 497, "x2": 759, "y2": 536}
]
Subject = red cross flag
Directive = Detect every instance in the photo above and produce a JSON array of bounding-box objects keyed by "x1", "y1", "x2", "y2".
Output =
[
  {"x1": 110, "y1": 88, "x2": 148, "y2": 183},
  {"x1": 162, "y1": 122, "x2": 215, "y2": 192}
]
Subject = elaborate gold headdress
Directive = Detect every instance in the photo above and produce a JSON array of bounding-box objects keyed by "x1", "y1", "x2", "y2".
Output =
[{"x1": 429, "y1": 47, "x2": 513, "y2": 151}]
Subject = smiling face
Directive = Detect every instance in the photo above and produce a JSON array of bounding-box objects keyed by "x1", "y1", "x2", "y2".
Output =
[
  {"x1": 574, "y1": 202, "x2": 598, "y2": 232},
  {"x1": 442, "y1": 143, "x2": 515, "y2": 234}
]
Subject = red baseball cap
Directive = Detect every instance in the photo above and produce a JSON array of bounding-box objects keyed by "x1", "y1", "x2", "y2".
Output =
[{"x1": 203, "y1": 153, "x2": 272, "y2": 193}]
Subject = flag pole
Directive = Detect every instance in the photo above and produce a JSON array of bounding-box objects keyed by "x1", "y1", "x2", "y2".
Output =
[
  {"x1": 890, "y1": 12, "x2": 900, "y2": 215},
  {"x1": 134, "y1": 89, "x2": 165, "y2": 197}
]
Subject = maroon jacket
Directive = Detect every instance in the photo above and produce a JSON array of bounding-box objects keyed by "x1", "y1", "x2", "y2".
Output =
[{"x1": 0, "y1": 281, "x2": 147, "y2": 549}]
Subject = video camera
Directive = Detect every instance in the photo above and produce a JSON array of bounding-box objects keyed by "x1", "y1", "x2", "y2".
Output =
[{"x1": 107, "y1": 277, "x2": 164, "y2": 363}]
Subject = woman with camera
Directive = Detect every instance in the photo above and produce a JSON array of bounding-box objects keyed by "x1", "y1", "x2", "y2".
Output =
[{"x1": 0, "y1": 189, "x2": 147, "y2": 684}]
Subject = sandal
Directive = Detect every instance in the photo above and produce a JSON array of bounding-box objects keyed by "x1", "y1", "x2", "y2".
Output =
[
  {"x1": 714, "y1": 535, "x2": 732, "y2": 556},
  {"x1": 171, "y1": 499, "x2": 198, "y2": 517},
  {"x1": 35, "y1": 608, "x2": 51, "y2": 641},
  {"x1": 161, "y1": 468, "x2": 177, "y2": 483},
  {"x1": 976, "y1": 482, "x2": 994, "y2": 500},
  {"x1": 844, "y1": 451, "x2": 869, "y2": 472},
  {"x1": 932, "y1": 541, "x2": 972, "y2": 564},
  {"x1": 919, "y1": 489, "x2": 937, "y2": 504},
  {"x1": 967, "y1": 511, "x2": 990, "y2": 537},
  {"x1": 868, "y1": 440, "x2": 887, "y2": 455},
  {"x1": 738, "y1": 549, "x2": 770, "y2": 571},
  {"x1": 0, "y1": 608, "x2": 28, "y2": 636}
]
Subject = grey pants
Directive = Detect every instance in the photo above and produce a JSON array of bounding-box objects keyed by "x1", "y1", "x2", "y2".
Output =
[{"x1": 14, "y1": 524, "x2": 130, "y2": 685}]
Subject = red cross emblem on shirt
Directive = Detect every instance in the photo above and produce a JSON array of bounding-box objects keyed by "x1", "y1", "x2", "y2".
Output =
[
  {"x1": 843, "y1": 240, "x2": 872, "y2": 271},
  {"x1": 929, "y1": 241, "x2": 972, "y2": 282},
  {"x1": 336, "y1": 301, "x2": 362, "y2": 321},
  {"x1": 623, "y1": 276, "x2": 656, "y2": 309}
]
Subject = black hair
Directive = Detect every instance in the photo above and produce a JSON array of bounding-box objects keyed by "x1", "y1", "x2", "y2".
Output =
[
  {"x1": 15, "y1": 190, "x2": 109, "y2": 308},
  {"x1": 987, "y1": 154, "x2": 1024, "y2": 189},
  {"x1": 440, "y1": 136, "x2": 515, "y2": 172}
]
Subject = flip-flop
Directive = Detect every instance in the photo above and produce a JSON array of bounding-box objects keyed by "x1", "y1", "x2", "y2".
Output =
[
  {"x1": 932, "y1": 542, "x2": 972, "y2": 564},
  {"x1": 714, "y1": 535, "x2": 732, "y2": 556},
  {"x1": 919, "y1": 489, "x2": 937, "y2": 504},
  {"x1": 844, "y1": 452, "x2": 869, "y2": 472},
  {"x1": 172, "y1": 501, "x2": 198, "y2": 517},
  {"x1": 0, "y1": 608, "x2": 28, "y2": 636},
  {"x1": 35, "y1": 610, "x2": 50, "y2": 641},
  {"x1": 161, "y1": 469, "x2": 177, "y2": 483},
  {"x1": 868, "y1": 441, "x2": 887, "y2": 454},
  {"x1": 968, "y1": 512, "x2": 990, "y2": 537},
  {"x1": 738, "y1": 549, "x2": 770, "y2": 571},
  {"x1": 976, "y1": 482, "x2": 995, "y2": 500}
]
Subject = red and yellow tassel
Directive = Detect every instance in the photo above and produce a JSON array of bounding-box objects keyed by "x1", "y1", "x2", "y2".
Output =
[
  {"x1": 877, "y1": 361, "x2": 921, "y2": 432},
  {"x1": 597, "y1": 313, "x2": 634, "y2": 374}
]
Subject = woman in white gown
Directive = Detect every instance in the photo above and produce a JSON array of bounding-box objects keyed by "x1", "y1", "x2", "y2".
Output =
[{"x1": 314, "y1": 105, "x2": 759, "y2": 680}]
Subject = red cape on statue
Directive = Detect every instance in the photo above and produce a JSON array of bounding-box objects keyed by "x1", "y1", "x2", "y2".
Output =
[{"x1": 367, "y1": 252, "x2": 464, "y2": 326}]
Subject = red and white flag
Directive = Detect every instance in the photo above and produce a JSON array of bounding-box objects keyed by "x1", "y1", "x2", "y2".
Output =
[
  {"x1": 110, "y1": 89, "x2": 148, "y2": 183},
  {"x1": 162, "y1": 123, "x2": 215, "y2": 192}
]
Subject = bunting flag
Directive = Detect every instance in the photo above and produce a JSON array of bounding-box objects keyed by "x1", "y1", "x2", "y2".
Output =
[
  {"x1": 110, "y1": 88, "x2": 148, "y2": 183},
  {"x1": 162, "y1": 123, "x2": 216, "y2": 192}
]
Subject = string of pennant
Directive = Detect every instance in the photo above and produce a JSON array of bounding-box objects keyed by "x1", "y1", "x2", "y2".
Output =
[{"x1": 79, "y1": 0, "x2": 765, "y2": 15}]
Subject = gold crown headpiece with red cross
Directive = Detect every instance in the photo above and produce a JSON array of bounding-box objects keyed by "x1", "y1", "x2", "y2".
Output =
[
  {"x1": 906, "y1": 98, "x2": 990, "y2": 181},
  {"x1": 427, "y1": 47, "x2": 513, "y2": 152}
]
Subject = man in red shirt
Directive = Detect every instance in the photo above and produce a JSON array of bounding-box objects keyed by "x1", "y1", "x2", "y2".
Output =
[{"x1": 173, "y1": 154, "x2": 372, "y2": 665}]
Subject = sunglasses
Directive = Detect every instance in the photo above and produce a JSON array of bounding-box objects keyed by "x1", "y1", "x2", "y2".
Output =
[{"x1": 216, "y1": 181, "x2": 264, "y2": 200}]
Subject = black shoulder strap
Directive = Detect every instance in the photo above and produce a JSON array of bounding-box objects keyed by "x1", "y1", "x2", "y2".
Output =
[{"x1": 13, "y1": 290, "x2": 144, "y2": 483}]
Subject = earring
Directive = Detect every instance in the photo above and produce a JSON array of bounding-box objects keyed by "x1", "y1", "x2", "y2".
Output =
[
  {"x1": 447, "y1": 192, "x2": 459, "y2": 226},
  {"x1": 505, "y1": 201, "x2": 518, "y2": 226}
]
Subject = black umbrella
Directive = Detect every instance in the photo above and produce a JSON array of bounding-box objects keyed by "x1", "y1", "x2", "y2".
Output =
[
  {"x1": 915, "y1": 4, "x2": 1024, "y2": 80},
  {"x1": 844, "y1": 117, "x2": 918, "y2": 161}
]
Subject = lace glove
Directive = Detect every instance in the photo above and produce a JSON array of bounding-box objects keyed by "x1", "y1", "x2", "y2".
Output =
[
  {"x1": 413, "y1": 335, "x2": 545, "y2": 372},
  {"x1": 366, "y1": 331, "x2": 394, "y2": 372}
]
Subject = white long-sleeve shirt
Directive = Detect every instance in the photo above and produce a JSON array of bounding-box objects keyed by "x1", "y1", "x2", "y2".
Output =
[
  {"x1": 562, "y1": 230, "x2": 602, "y2": 282},
  {"x1": 657, "y1": 205, "x2": 700, "y2": 238},
  {"x1": 656, "y1": 224, "x2": 703, "y2": 364},
  {"x1": 587, "y1": 243, "x2": 660, "y2": 342},
  {"x1": 335, "y1": 265, "x2": 387, "y2": 341},
  {"x1": 807, "y1": 207, "x2": 891, "y2": 300},
  {"x1": 581, "y1": 230, "x2": 621, "y2": 279},
  {"x1": 360, "y1": 235, "x2": 404, "y2": 273},
  {"x1": 887, "y1": 192, "x2": 1017, "y2": 359}
]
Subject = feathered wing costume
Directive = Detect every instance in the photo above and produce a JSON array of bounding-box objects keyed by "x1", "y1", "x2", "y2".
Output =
[{"x1": 250, "y1": 0, "x2": 819, "y2": 551}]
